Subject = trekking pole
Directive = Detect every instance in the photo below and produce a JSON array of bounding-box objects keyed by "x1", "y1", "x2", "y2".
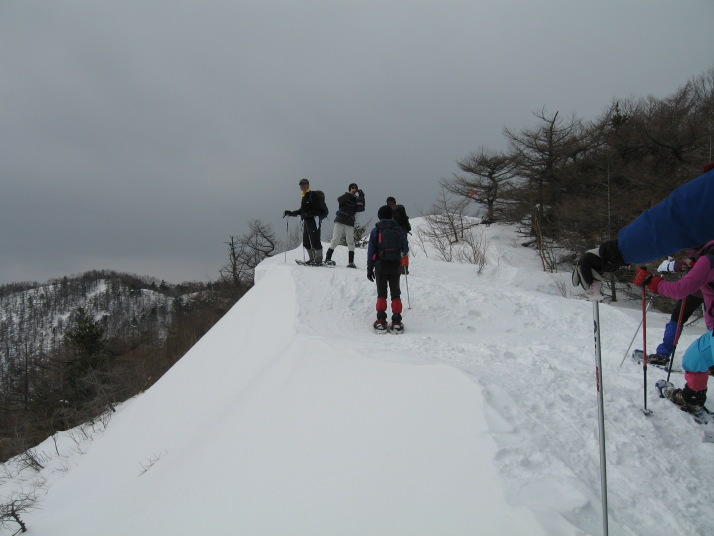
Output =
[
  {"x1": 284, "y1": 216, "x2": 289, "y2": 264},
  {"x1": 301, "y1": 219, "x2": 306, "y2": 262},
  {"x1": 641, "y1": 285, "x2": 653, "y2": 415},
  {"x1": 404, "y1": 270, "x2": 411, "y2": 309},
  {"x1": 619, "y1": 296, "x2": 654, "y2": 368},
  {"x1": 305, "y1": 217, "x2": 317, "y2": 263},
  {"x1": 589, "y1": 281, "x2": 609, "y2": 536},
  {"x1": 666, "y1": 296, "x2": 688, "y2": 384}
]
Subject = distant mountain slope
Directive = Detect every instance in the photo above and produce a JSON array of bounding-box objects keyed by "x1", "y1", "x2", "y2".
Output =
[{"x1": 0, "y1": 271, "x2": 184, "y2": 365}]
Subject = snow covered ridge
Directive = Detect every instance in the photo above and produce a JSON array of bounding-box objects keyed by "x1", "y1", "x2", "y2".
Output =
[{"x1": 2, "y1": 221, "x2": 713, "y2": 535}]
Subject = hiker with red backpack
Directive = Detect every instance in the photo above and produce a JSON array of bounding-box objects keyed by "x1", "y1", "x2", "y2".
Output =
[
  {"x1": 387, "y1": 196, "x2": 411, "y2": 274},
  {"x1": 367, "y1": 205, "x2": 409, "y2": 334}
]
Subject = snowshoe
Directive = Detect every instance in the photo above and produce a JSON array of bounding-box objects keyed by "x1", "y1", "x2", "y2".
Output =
[
  {"x1": 295, "y1": 259, "x2": 330, "y2": 267},
  {"x1": 632, "y1": 349, "x2": 679, "y2": 372},
  {"x1": 647, "y1": 353, "x2": 670, "y2": 366},
  {"x1": 324, "y1": 260, "x2": 336, "y2": 266},
  {"x1": 389, "y1": 322, "x2": 404, "y2": 335},
  {"x1": 346, "y1": 263, "x2": 357, "y2": 269},
  {"x1": 373, "y1": 320, "x2": 389, "y2": 334},
  {"x1": 655, "y1": 380, "x2": 712, "y2": 424}
]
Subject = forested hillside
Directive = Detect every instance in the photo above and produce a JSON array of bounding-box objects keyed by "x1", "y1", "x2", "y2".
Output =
[
  {"x1": 0, "y1": 271, "x2": 242, "y2": 461},
  {"x1": 2, "y1": 271, "x2": 175, "y2": 362}
]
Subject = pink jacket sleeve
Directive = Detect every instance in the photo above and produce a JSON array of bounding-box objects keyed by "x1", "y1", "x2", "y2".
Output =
[{"x1": 657, "y1": 256, "x2": 714, "y2": 300}]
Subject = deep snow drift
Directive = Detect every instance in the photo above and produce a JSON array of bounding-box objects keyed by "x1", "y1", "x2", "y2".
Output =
[{"x1": 2, "y1": 220, "x2": 713, "y2": 536}]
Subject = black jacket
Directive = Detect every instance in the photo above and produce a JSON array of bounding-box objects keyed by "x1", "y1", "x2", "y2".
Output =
[
  {"x1": 334, "y1": 192, "x2": 357, "y2": 227},
  {"x1": 290, "y1": 190, "x2": 326, "y2": 220},
  {"x1": 391, "y1": 205, "x2": 411, "y2": 233}
]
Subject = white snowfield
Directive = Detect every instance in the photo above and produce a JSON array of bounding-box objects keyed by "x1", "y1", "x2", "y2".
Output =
[{"x1": 2, "y1": 220, "x2": 714, "y2": 536}]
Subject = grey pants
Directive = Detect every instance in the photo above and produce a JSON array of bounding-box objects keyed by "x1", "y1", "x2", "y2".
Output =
[{"x1": 329, "y1": 222, "x2": 355, "y2": 251}]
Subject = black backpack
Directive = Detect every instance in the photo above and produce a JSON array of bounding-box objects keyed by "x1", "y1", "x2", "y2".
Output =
[
  {"x1": 355, "y1": 189, "x2": 366, "y2": 213},
  {"x1": 391, "y1": 205, "x2": 411, "y2": 233},
  {"x1": 312, "y1": 190, "x2": 329, "y2": 220},
  {"x1": 377, "y1": 221, "x2": 403, "y2": 262}
]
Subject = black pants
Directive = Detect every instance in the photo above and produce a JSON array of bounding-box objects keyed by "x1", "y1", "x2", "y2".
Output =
[
  {"x1": 670, "y1": 294, "x2": 704, "y2": 323},
  {"x1": 375, "y1": 264, "x2": 402, "y2": 323},
  {"x1": 376, "y1": 270, "x2": 401, "y2": 301},
  {"x1": 302, "y1": 217, "x2": 322, "y2": 250}
]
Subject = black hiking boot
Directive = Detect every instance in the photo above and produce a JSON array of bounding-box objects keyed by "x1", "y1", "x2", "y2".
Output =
[{"x1": 648, "y1": 353, "x2": 670, "y2": 366}]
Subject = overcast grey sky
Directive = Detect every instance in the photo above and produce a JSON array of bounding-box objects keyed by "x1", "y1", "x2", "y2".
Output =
[{"x1": 1, "y1": 0, "x2": 712, "y2": 285}]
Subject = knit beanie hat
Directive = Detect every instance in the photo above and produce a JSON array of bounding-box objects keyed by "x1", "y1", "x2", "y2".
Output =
[{"x1": 378, "y1": 205, "x2": 393, "y2": 220}]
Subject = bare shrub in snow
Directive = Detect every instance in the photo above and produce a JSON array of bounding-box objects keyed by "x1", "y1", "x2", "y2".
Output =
[
  {"x1": 0, "y1": 488, "x2": 40, "y2": 534},
  {"x1": 456, "y1": 227, "x2": 489, "y2": 274}
]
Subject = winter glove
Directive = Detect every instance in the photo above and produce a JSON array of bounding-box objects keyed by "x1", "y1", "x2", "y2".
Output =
[
  {"x1": 367, "y1": 267, "x2": 374, "y2": 282},
  {"x1": 598, "y1": 239, "x2": 626, "y2": 272},
  {"x1": 283, "y1": 210, "x2": 293, "y2": 217},
  {"x1": 633, "y1": 268, "x2": 662, "y2": 293},
  {"x1": 400, "y1": 255, "x2": 409, "y2": 267},
  {"x1": 633, "y1": 268, "x2": 652, "y2": 286},
  {"x1": 657, "y1": 258, "x2": 693, "y2": 273},
  {"x1": 657, "y1": 259, "x2": 694, "y2": 273},
  {"x1": 572, "y1": 249, "x2": 605, "y2": 290},
  {"x1": 572, "y1": 239, "x2": 625, "y2": 290},
  {"x1": 657, "y1": 259, "x2": 677, "y2": 273}
]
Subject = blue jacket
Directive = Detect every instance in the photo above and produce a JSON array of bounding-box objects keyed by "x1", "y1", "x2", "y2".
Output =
[
  {"x1": 618, "y1": 166, "x2": 714, "y2": 264},
  {"x1": 367, "y1": 219, "x2": 409, "y2": 269}
]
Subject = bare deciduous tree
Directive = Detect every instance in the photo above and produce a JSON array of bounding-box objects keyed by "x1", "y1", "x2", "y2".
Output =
[
  {"x1": 441, "y1": 146, "x2": 515, "y2": 222},
  {"x1": 503, "y1": 108, "x2": 589, "y2": 231},
  {"x1": 417, "y1": 189, "x2": 480, "y2": 262},
  {"x1": 220, "y1": 220, "x2": 278, "y2": 288}
]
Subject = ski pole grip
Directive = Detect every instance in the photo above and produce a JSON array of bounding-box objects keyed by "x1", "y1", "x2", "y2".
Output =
[{"x1": 588, "y1": 281, "x2": 604, "y2": 302}]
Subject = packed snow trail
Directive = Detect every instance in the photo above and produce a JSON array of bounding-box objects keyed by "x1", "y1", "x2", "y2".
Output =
[
  {"x1": 3, "y1": 222, "x2": 714, "y2": 536},
  {"x1": 260, "y1": 226, "x2": 714, "y2": 536}
]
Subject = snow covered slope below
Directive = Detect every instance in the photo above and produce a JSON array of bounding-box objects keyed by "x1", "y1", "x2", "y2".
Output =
[{"x1": 2, "y1": 221, "x2": 713, "y2": 536}]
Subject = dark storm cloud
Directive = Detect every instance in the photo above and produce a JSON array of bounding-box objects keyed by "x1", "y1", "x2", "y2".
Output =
[{"x1": 1, "y1": 0, "x2": 712, "y2": 284}]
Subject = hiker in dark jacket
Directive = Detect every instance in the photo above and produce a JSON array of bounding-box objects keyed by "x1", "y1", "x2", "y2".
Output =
[
  {"x1": 367, "y1": 205, "x2": 409, "y2": 333},
  {"x1": 284, "y1": 178, "x2": 326, "y2": 265},
  {"x1": 386, "y1": 196, "x2": 411, "y2": 233},
  {"x1": 387, "y1": 196, "x2": 411, "y2": 274},
  {"x1": 325, "y1": 183, "x2": 362, "y2": 268}
]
